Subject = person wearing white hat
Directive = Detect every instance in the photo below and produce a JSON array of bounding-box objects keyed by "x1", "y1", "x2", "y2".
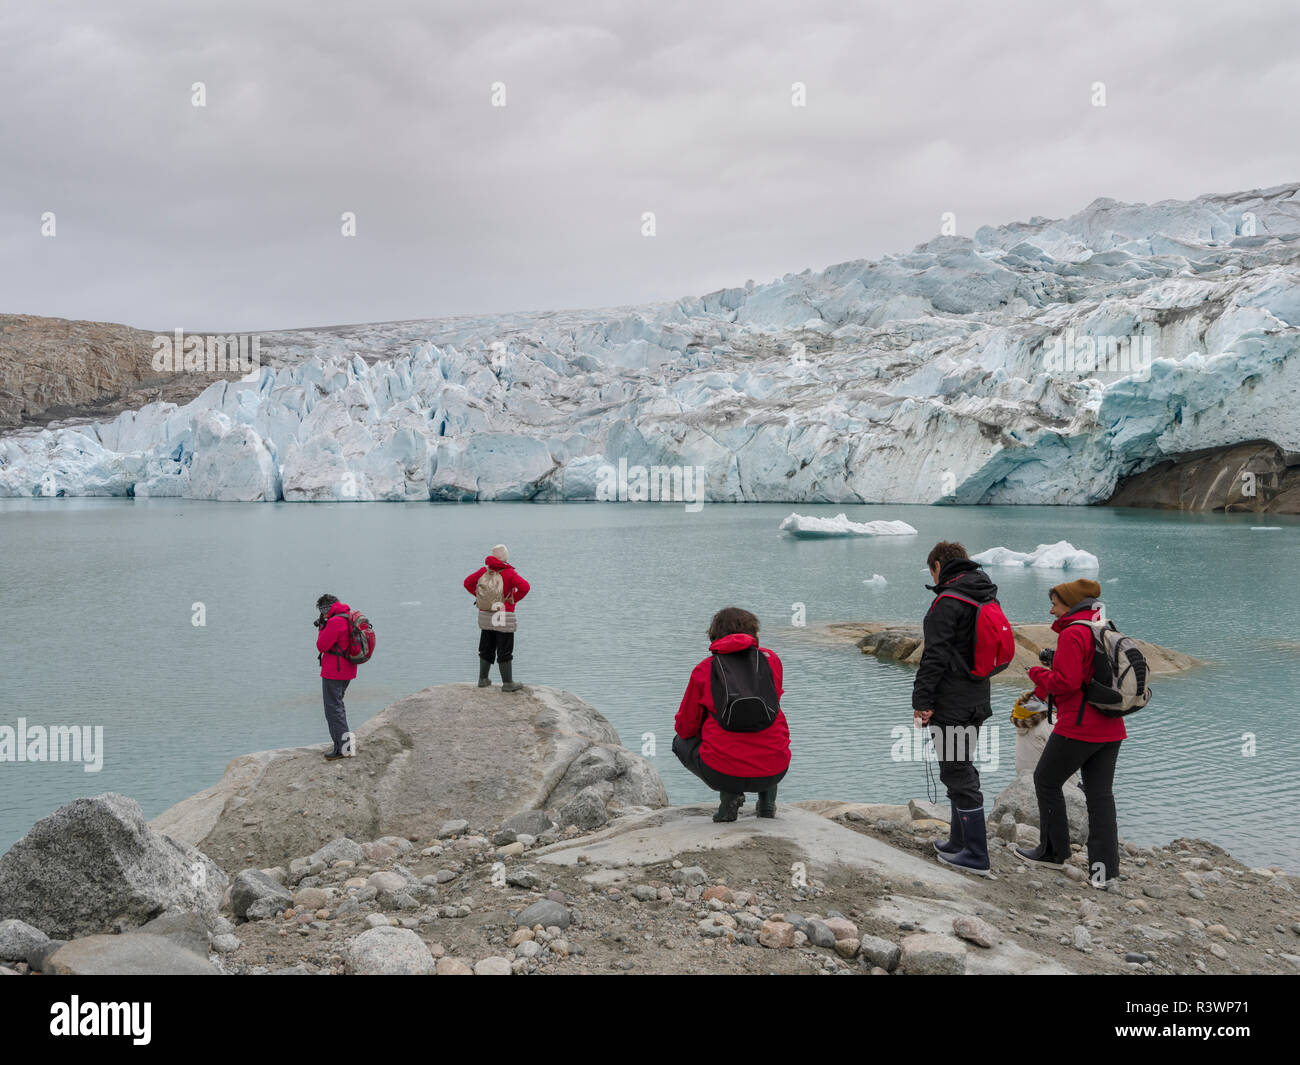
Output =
[{"x1": 463, "y1": 544, "x2": 531, "y2": 691}]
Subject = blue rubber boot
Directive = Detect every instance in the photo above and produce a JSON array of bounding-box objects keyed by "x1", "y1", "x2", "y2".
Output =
[
  {"x1": 933, "y1": 801, "x2": 963, "y2": 855},
  {"x1": 936, "y1": 806, "x2": 991, "y2": 876}
]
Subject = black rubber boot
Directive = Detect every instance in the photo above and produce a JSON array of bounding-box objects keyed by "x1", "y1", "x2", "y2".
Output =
[
  {"x1": 478, "y1": 658, "x2": 493, "y2": 687},
  {"x1": 933, "y1": 800, "x2": 963, "y2": 855},
  {"x1": 936, "y1": 806, "x2": 991, "y2": 876},
  {"x1": 713, "y1": 792, "x2": 744, "y2": 822},
  {"x1": 756, "y1": 786, "x2": 778, "y2": 818},
  {"x1": 1015, "y1": 842, "x2": 1066, "y2": 868},
  {"x1": 500, "y1": 660, "x2": 522, "y2": 692}
]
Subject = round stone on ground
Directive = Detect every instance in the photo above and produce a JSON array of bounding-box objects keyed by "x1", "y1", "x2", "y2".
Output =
[{"x1": 345, "y1": 926, "x2": 435, "y2": 975}]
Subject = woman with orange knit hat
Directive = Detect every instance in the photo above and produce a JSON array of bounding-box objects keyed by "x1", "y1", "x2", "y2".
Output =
[{"x1": 1015, "y1": 578, "x2": 1126, "y2": 885}]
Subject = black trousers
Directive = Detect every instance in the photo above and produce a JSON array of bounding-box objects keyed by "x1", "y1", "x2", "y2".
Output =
[
  {"x1": 929, "y1": 703, "x2": 990, "y2": 809},
  {"x1": 322, "y1": 678, "x2": 351, "y2": 754},
  {"x1": 672, "y1": 734, "x2": 786, "y2": 795},
  {"x1": 478, "y1": 629, "x2": 515, "y2": 663},
  {"x1": 1034, "y1": 731, "x2": 1122, "y2": 879}
]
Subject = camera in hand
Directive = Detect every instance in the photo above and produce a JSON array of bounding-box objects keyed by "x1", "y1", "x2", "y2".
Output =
[{"x1": 1037, "y1": 647, "x2": 1054, "y2": 666}]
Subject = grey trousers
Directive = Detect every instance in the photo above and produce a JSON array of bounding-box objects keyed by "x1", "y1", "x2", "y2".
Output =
[{"x1": 322, "y1": 678, "x2": 351, "y2": 753}]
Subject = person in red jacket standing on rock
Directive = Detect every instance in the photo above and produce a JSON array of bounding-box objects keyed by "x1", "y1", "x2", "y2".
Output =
[
  {"x1": 315, "y1": 594, "x2": 357, "y2": 762},
  {"x1": 464, "y1": 544, "x2": 530, "y2": 692},
  {"x1": 1016, "y1": 578, "x2": 1126, "y2": 884},
  {"x1": 673, "y1": 607, "x2": 791, "y2": 822}
]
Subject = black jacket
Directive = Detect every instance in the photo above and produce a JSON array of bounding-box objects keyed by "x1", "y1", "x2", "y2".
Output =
[{"x1": 911, "y1": 558, "x2": 997, "y2": 722}]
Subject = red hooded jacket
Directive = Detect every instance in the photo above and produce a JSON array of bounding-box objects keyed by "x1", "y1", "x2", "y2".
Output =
[
  {"x1": 675, "y1": 634, "x2": 791, "y2": 778},
  {"x1": 1027, "y1": 603, "x2": 1127, "y2": 743},
  {"x1": 316, "y1": 601, "x2": 358, "y2": 681},
  {"x1": 464, "y1": 556, "x2": 530, "y2": 611}
]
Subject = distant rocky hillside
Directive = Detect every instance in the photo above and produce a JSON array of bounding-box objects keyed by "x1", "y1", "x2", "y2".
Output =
[
  {"x1": 0, "y1": 314, "x2": 231, "y2": 430},
  {"x1": 2, "y1": 182, "x2": 1298, "y2": 504}
]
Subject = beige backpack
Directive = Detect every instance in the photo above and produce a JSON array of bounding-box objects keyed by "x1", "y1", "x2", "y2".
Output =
[{"x1": 475, "y1": 568, "x2": 506, "y2": 611}]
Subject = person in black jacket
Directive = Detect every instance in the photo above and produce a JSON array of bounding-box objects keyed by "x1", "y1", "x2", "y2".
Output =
[{"x1": 912, "y1": 541, "x2": 996, "y2": 875}]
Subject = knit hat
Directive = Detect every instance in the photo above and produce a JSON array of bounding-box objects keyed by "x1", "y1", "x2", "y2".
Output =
[
  {"x1": 1050, "y1": 578, "x2": 1101, "y2": 608},
  {"x1": 491, "y1": 544, "x2": 509, "y2": 562}
]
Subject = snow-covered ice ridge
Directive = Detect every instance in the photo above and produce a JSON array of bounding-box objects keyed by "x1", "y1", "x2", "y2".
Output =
[{"x1": 4, "y1": 183, "x2": 1299, "y2": 503}]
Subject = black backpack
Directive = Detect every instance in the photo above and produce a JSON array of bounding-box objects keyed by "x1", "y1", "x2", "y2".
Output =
[{"x1": 709, "y1": 645, "x2": 780, "y2": 732}]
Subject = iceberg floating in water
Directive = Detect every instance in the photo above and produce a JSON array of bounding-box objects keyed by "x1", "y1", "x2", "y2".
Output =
[
  {"x1": 780, "y1": 513, "x2": 918, "y2": 538},
  {"x1": 862, "y1": 573, "x2": 889, "y2": 588},
  {"x1": 972, "y1": 540, "x2": 1100, "y2": 570}
]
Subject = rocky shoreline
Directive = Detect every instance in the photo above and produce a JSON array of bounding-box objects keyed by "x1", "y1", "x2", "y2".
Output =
[{"x1": 1, "y1": 684, "x2": 1295, "y2": 976}]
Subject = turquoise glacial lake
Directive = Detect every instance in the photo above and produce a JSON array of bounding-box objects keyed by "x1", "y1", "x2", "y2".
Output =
[{"x1": 1, "y1": 499, "x2": 1296, "y2": 871}]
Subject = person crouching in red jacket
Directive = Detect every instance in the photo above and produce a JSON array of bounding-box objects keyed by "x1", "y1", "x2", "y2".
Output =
[
  {"x1": 464, "y1": 544, "x2": 530, "y2": 692},
  {"x1": 1016, "y1": 578, "x2": 1126, "y2": 884},
  {"x1": 315, "y1": 594, "x2": 358, "y2": 761},
  {"x1": 673, "y1": 607, "x2": 791, "y2": 822}
]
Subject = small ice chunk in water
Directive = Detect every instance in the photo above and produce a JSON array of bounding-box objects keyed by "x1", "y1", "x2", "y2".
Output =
[
  {"x1": 971, "y1": 540, "x2": 1100, "y2": 571},
  {"x1": 779, "y1": 513, "x2": 918, "y2": 538}
]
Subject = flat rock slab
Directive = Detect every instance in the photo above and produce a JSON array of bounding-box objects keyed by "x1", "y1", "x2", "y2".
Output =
[
  {"x1": 532, "y1": 804, "x2": 969, "y2": 898},
  {"x1": 823, "y1": 622, "x2": 1200, "y2": 673},
  {"x1": 151, "y1": 684, "x2": 667, "y2": 870},
  {"x1": 45, "y1": 934, "x2": 219, "y2": 975},
  {"x1": 870, "y1": 894, "x2": 1071, "y2": 975},
  {"x1": 534, "y1": 803, "x2": 1072, "y2": 975}
]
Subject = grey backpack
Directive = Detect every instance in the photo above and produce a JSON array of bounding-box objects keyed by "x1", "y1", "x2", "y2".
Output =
[{"x1": 1066, "y1": 619, "x2": 1151, "y2": 718}]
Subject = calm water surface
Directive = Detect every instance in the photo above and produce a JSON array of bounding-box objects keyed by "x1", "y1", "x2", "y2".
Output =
[{"x1": 1, "y1": 499, "x2": 1296, "y2": 870}]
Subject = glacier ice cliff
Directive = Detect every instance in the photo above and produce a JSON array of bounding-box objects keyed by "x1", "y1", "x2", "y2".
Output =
[{"x1": 3, "y1": 183, "x2": 1299, "y2": 504}]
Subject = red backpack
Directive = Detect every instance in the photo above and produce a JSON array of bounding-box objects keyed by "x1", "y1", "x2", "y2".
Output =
[
  {"x1": 337, "y1": 609, "x2": 377, "y2": 665},
  {"x1": 932, "y1": 591, "x2": 1014, "y2": 678}
]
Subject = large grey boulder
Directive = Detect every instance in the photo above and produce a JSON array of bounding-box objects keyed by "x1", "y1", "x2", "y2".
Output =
[
  {"x1": 0, "y1": 919, "x2": 49, "y2": 963},
  {"x1": 152, "y1": 684, "x2": 668, "y2": 869},
  {"x1": 557, "y1": 786, "x2": 609, "y2": 831},
  {"x1": 44, "y1": 933, "x2": 219, "y2": 975},
  {"x1": 0, "y1": 793, "x2": 227, "y2": 938},
  {"x1": 991, "y1": 774, "x2": 1088, "y2": 844},
  {"x1": 345, "y1": 926, "x2": 436, "y2": 975},
  {"x1": 229, "y1": 869, "x2": 293, "y2": 919}
]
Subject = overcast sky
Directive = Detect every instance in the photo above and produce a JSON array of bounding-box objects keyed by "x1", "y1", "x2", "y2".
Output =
[{"x1": 2, "y1": 0, "x2": 1297, "y2": 332}]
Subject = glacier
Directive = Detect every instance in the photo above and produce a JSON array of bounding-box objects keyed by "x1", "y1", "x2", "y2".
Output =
[{"x1": 2, "y1": 183, "x2": 1299, "y2": 504}]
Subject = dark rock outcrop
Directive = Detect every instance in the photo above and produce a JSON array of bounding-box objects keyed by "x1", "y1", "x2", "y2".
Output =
[{"x1": 1106, "y1": 440, "x2": 1300, "y2": 513}]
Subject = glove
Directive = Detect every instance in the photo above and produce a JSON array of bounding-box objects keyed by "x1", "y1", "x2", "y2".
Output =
[{"x1": 1037, "y1": 647, "x2": 1054, "y2": 667}]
